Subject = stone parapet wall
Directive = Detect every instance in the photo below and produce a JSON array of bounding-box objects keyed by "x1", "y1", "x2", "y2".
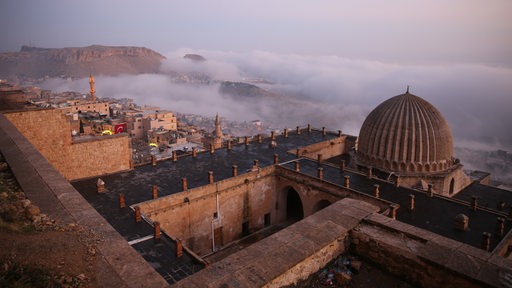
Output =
[
  {"x1": 352, "y1": 213, "x2": 512, "y2": 288},
  {"x1": 4, "y1": 109, "x2": 131, "y2": 180},
  {"x1": 172, "y1": 198, "x2": 380, "y2": 288},
  {"x1": 294, "y1": 135, "x2": 347, "y2": 160},
  {"x1": 0, "y1": 113, "x2": 169, "y2": 287}
]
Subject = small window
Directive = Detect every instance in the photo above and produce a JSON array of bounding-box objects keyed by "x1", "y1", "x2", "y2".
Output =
[
  {"x1": 213, "y1": 212, "x2": 218, "y2": 219},
  {"x1": 264, "y1": 213, "x2": 271, "y2": 226}
]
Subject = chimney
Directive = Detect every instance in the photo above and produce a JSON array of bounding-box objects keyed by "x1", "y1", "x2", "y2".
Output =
[
  {"x1": 427, "y1": 184, "x2": 434, "y2": 197},
  {"x1": 307, "y1": 124, "x2": 311, "y2": 132},
  {"x1": 192, "y1": 147, "x2": 197, "y2": 157},
  {"x1": 481, "y1": 232, "x2": 491, "y2": 251},
  {"x1": 208, "y1": 171, "x2": 214, "y2": 184},
  {"x1": 340, "y1": 160, "x2": 346, "y2": 172},
  {"x1": 374, "y1": 184, "x2": 380, "y2": 198},
  {"x1": 152, "y1": 185, "x2": 158, "y2": 199},
  {"x1": 295, "y1": 161, "x2": 300, "y2": 172},
  {"x1": 284, "y1": 128, "x2": 289, "y2": 138},
  {"x1": 182, "y1": 178, "x2": 188, "y2": 191},
  {"x1": 317, "y1": 154, "x2": 323, "y2": 165},
  {"x1": 135, "y1": 206, "x2": 141, "y2": 223},
  {"x1": 96, "y1": 178, "x2": 105, "y2": 193},
  {"x1": 154, "y1": 221, "x2": 161, "y2": 240},
  {"x1": 176, "y1": 239, "x2": 183, "y2": 257},
  {"x1": 454, "y1": 214, "x2": 469, "y2": 231},
  {"x1": 119, "y1": 193, "x2": 125, "y2": 208},
  {"x1": 172, "y1": 150, "x2": 177, "y2": 162},
  {"x1": 471, "y1": 196, "x2": 477, "y2": 211},
  {"x1": 151, "y1": 155, "x2": 157, "y2": 166},
  {"x1": 232, "y1": 165, "x2": 238, "y2": 177},
  {"x1": 389, "y1": 204, "x2": 399, "y2": 220},
  {"x1": 497, "y1": 217, "x2": 505, "y2": 236},
  {"x1": 274, "y1": 154, "x2": 279, "y2": 164},
  {"x1": 296, "y1": 126, "x2": 301, "y2": 135},
  {"x1": 322, "y1": 127, "x2": 326, "y2": 136},
  {"x1": 317, "y1": 167, "x2": 324, "y2": 180},
  {"x1": 344, "y1": 175, "x2": 350, "y2": 188},
  {"x1": 408, "y1": 194, "x2": 415, "y2": 210}
]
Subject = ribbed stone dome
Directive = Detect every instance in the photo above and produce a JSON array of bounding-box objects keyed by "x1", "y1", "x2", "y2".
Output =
[{"x1": 357, "y1": 91, "x2": 454, "y2": 174}]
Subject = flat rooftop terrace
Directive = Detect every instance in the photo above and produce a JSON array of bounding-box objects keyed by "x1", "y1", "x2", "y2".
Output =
[
  {"x1": 72, "y1": 127, "x2": 512, "y2": 283},
  {"x1": 72, "y1": 128, "x2": 341, "y2": 284}
]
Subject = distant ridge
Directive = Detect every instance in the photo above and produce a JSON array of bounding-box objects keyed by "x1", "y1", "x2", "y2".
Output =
[{"x1": 0, "y1": 45, "x2": 166, "y2": 81}]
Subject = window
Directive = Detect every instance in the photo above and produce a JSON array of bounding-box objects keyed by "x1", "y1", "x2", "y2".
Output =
[{"x1": 264, "y1": 213, "x2": 271, "y2": 226}]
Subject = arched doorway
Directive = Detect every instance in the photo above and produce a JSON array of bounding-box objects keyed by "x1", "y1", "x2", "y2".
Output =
[
  {"x1": 286, "y1": 187, "x2": 304, "y2": 222},
  {"x1": 312, "y1": 199, "x2": 331, "y2": 214}
]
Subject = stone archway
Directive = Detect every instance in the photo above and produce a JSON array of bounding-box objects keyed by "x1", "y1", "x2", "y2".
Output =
[
  {"x1": 312, "y1": 199, "x2": 332, "y2": 214},
  {"x1": 286, "y1": 187, "x2": 304, "y2": 222}
]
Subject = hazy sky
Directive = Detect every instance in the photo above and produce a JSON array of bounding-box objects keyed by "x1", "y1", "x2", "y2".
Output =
[{"x1": 1, "y1": 0, "x2": 511, "y2": 66}]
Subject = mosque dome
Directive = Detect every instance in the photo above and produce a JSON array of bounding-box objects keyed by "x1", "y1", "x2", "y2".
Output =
[{"x1": 357, "y1": 90, "x2": 454, "y2": 174}]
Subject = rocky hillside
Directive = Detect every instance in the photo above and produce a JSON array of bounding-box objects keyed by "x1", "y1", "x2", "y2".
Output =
[{"x1": 0, "y1": 45, "x2": 166, "y2": 82}]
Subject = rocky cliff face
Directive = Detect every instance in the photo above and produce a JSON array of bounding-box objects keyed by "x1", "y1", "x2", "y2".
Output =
[{"x1": 0, "y1": 45, "x2": 166, "y2": 82}]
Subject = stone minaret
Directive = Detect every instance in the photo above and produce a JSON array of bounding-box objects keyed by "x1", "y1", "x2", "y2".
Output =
[
  {"x1": 213, "y1": 113, "x2": 224, "y2": 139},
  {"x1": 89, "y1": 74, "x2": 96, "y2": 102}
]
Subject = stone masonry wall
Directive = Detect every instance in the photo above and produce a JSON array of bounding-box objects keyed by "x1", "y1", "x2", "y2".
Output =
[
  {"x1": 295, "y1": 135, "x2": 348, "y2": 160},
  {"x1": 4, "y1": 109, "x2": 131, "y2": 180},
  {"x1": 139, "y1": 167, "x2": 277, "y2": 256},
  {"x1": 351, "y1": 213, "x2": 512, "y2": 288}
]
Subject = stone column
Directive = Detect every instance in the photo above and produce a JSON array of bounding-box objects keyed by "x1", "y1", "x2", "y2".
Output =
[
  {"x1": 307, "y1": 124, "x2": 311, "y2": 132},
  {"x1": 245, "y1": 136, "x2": 249, "y2": 147},
  {"x1": 344, "y1": 175, "x2": 350, "y2": 188},
  {"x1": 317, "y1": 167, "x2": 324, "y2": 180},
  {"x1": 427, "y1": 184, "x2": 434, "y2": 197},
  {"x1": 408, "y1": 194, "x2": 415, "y2": 210},
  {"x1": 257, "y1": 134, "x2": 262, "y2": 143},
  {"x1": 151, "y1": 155, "x2": 156, "y2": 166},
  {"x1": 210, "y1": 143, "x2": 214, "y2": 154},
  {"x1": 340, "y1": 160, "x2": 346, "y2": 172},
  {"x1": 274, "y1": 154, "x2": 279, "y2": 164},
  {"x1": 232, "y1": 165, "x2": 238, "y2": 177},
  {"x1": 471, "y1": 196, "x2": 477, "y2": 211},
  {"x1": 284, "y1": 128, "x2": 289, "y2": 138},
  {"x1": 367, "y1": 167, "x2": 372, "y2": 179},
  {"x1": 322, "y1": 127, "x2": 326, "y2": 136},
  {"x1": 481, "y1": 232, "x2": 491, "y2": 251},
  {"x1": 497, "y1": 217, "x2": 505, "y2": 236},
  {"x1": 271, "y1": 131, "x2": 275, "y2": 141},
  {"x1": 338, "y1": 130, "x2": 342, "y2": 137},
  {"x1": 296, "y1": 126, "x2": 301, "y2": 135},
  {"x1": 227, "y1": 140, "x2": 232, "y2": 151},
  {"x1": 152, "y1": 185, "x2": 158, "y2": 199},
  {"x1": 176, "y1": 239, "x2": 183, "y2": 257},
  {"x1": 374, "y1": 184, "x2": 380, "y2": 198},
  {"x1": 208, "y1": 171, "x2": 214, "y2": 184},
  {"x1": 182, "y1": 178, "x2": 188, "y2": 191},
  {"x1": 135, "y1": 206, "x2": 141, "y2": 223},
  {"x1": 295, "y1": 161, "x2": 300, "y2": 172},
  {"x1": 96, "y1": 178, "x2": 105, "y2": 193},
  {"x1": 154, "y1": 221, "x2": 161, "y2": 240},
  {"x1": 172, "y1": 150, "x2": 177, "y2": 162},
  {"x1": 389, "y1": 204, "x2": 399, "y2": 220},
  {"x1": 192, "y1": 147, "x2": 197, "y2": 157},
  {"x1": 119, "y1": 193, "x2": 125, "y2": 208},
  {"x1": 317, "y1": 154, "x2": 323, "y2": 165}
]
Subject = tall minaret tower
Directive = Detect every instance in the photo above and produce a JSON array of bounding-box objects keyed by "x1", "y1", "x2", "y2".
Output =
[
  {"x1": 213, "y1": 113, "x2": 224, "y2": 139},
  {"x1": 89, "y1": 74, "x2": 96, "y2": 102}
]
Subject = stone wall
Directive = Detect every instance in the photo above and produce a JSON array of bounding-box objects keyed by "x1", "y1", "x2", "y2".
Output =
[
  {"x1": 295, "y1": 135, "x2": 348, "y2": 160},
  {"x1": 351, "y1": 213, "x2": 512, "y2": 288},
  {"x1": 172, "y1": 198, "x2": 380, "y2": 288},
  {"x1": 4, "y1": 109, "x2": 131, "y2": 180}
]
